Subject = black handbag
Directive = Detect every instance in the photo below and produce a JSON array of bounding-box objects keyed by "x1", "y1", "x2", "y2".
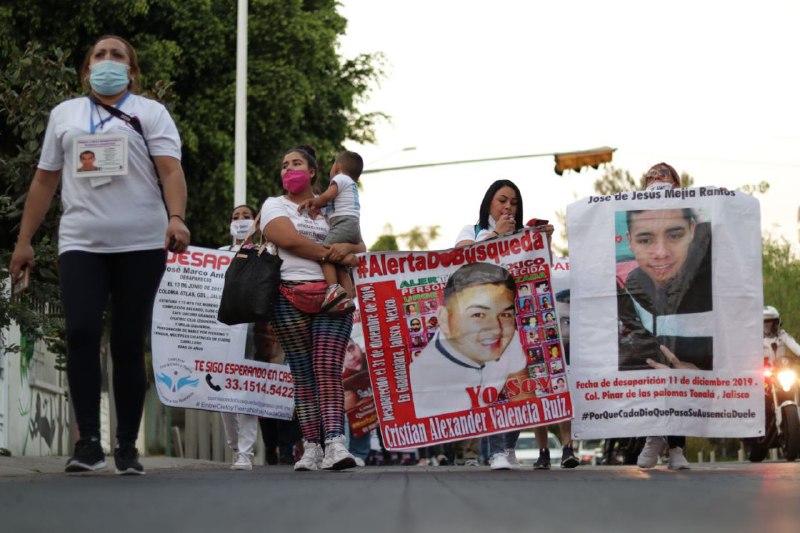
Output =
[{"x1": 217, "y1": 214, "x2": 282, "y2": 325}]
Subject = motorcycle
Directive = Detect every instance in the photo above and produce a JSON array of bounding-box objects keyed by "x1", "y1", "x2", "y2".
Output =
[{"x1": 743, "y1": 342, "x2": 800, "y2": 462}]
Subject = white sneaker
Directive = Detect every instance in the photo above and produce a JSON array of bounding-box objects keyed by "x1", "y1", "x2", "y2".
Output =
[
  {"x1": 231, "y1": 451, "x2": 253, "y2": 470},
  {"x1": 464, "y1": 458, "x2": 480, "y2": 467},
  {"x1": 490, "y1": 452, "x2": 512, "y2": 470},
  {"x1": 637, "y1": 436, "x2": 666, "y2": 468},
  {"x1": 668, "y1": 447, "x2": 691, "y2": 470},
  {"x1": 354, "y1": 456, "x2": 366, "y2": 467},
  {"x1": 294, "y1": 441, "x2": 323, "y2": 471},
  {"x1": 505, "y1": 449, "x2": 521, "y2": 469},
  {"x1": 321, "y1": 436, "x2": 357, "y2": 470}
]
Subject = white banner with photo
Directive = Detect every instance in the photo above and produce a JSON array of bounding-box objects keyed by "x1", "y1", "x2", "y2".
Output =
[
  {"x1": 567, "y1": 187, "x2": 763, "y2": 438},
  {"x1": 151, "y1": 246, "x2": 294, "y2": 420}
]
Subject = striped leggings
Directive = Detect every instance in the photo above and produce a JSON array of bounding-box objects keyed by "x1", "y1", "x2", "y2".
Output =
[{"x1": 271, "y1": 293, "x2": 353, "y2": 443}]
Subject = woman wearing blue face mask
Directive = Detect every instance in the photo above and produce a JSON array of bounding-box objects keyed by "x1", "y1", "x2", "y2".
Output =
[{"x1": 9, "y1": 35, "x2": 190, "y2": 475}]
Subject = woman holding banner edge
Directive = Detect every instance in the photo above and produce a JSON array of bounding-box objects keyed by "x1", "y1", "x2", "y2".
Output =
[
  {"x1": 260, "y1": 145, "x2": 365, "y2": 471},
  {"x1": 454, "y1": 180, "x2": 578, "y2": 470},
  {"x1": 619, "y1": 162, "x2": 695, "y2": 470}
]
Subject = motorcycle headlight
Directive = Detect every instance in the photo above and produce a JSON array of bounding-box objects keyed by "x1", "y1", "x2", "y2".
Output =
[{"x1": 776, "y1": 369, "x2": 797, "y2": 392}]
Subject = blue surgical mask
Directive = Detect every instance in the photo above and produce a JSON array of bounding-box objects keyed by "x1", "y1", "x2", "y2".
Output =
[{"x1": 89, "y1": 60, "x2": 131, "y2": 96}]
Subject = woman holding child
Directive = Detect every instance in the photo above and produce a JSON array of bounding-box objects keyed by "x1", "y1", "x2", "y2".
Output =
[{"x1": 260, "y1": 145, "x2": 365, "y2": 471}]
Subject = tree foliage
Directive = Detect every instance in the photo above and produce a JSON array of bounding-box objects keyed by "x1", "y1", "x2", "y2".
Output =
[
  {"x1": 762, "y1": 237, "x2": 800, "y2": 338},
  {"x1": 369, "y1": 224, "x2": 441, "y2": 252},
  {"x1": 0, "y1": 0, "x2": 384, "y2": 359},
  {"x1": 0, "y1": 0, "x2": 385, "y2": 245}
]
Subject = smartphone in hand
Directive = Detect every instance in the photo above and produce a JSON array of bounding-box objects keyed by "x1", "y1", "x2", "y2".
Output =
[{"x1": 12, "y1": 268, "x2": 30, "y2": 297}]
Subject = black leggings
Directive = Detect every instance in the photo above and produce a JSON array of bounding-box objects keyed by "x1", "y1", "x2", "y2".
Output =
[
  {"x1": 667, "y1": 436, "x2": 686, "y2": 449},
  {"x1": 60, "y1": 249, "x2": 166, "y2": 444}
]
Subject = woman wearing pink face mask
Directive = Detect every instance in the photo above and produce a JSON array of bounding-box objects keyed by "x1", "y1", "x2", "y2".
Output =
[{"x1": 259, "y1": 145, "x2": 365, "y2": 471}]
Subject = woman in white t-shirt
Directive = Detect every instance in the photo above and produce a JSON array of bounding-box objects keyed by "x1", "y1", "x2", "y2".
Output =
[
  {"x1": 218, "y1": 204, "x2": 260, "y2": 470},
  {"x1": 9, "y1": 35, "x2": 190, "y2": 476},
  {"x1": 260, "y1": 145, "x2": 364, "y2": 472},
  {"x1": 454, "y1": 180, "x2": 560, "y2": 471}
]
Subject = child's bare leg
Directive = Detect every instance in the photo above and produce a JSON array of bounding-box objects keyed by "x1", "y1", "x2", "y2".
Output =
[
  {"x1": 322, "y1": 261, "x2": 338, "y2": 287},
  {"x1": 321, "y1": 261, "x2": 355, "y2": 312},
  {"x1": 337, "y1": 266, "x2": 355, "y2": 297}
]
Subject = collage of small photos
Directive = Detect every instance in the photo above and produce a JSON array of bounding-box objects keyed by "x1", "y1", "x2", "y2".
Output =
[
  {"x1": 517, "y1": 278, "x2": 568, "y2": 396},
  {"x1": 404, "y1": 298, "x2": 440, "y2": 357}
]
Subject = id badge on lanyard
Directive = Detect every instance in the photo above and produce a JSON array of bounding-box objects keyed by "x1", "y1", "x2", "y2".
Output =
[{"x1": 75, "y1": 94, "x2": 132, "y2": 187}]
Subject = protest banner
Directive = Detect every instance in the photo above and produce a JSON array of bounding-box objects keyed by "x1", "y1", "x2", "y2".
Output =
[
  {"x1": 567, "y1": 187, "x2": 763, "y2": 438},
  {"x1": 354, "y1": 228, "x2": 572, "y2": 450},
  {"x1": 344, "y1": 310, "x2": 379, "y2": 438},
  {"x1": 151, "y1": 246, "x2": 294, "y2": 420}
]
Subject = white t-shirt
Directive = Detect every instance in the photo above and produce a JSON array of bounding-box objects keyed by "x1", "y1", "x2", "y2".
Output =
[
  {"x1": 409, "y1": 331, "x2": 527, "y2": 418},
  {"x1": 38, "y1": 95, "x2": 182, "y2": 254},
  {"x1": 260, "y1": 196, "x2": 328, "y2": 281},
  {"x1": 327, "y1": 173, "x2": 360, "y2": 219},
  {"x1": 454, "y1": 216, "x2": 499, "y2": 245}
]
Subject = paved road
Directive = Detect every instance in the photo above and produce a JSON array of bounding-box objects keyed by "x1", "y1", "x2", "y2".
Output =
[{"x1": 2, "y1": 459, "x2": 799, "y2": 533}]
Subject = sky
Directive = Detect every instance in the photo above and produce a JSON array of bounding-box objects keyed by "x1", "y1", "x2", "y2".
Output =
[{"x1": 336, "y1": 0, "x2": 800, "y2": 253}]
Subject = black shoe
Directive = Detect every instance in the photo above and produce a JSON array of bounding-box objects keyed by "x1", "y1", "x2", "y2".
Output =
[
  {"x1": 114, "y1": 444, "x2": 145, "y2": 475},
  {"x1": 534, "y1": 448, "x2": 551, "y2": 470},
  {"x1": 560, "y1": 444, "x2": 580, "y2": 468},
  {"x1": 65, "y1": 438, "x2": 107, "y2": 472}
]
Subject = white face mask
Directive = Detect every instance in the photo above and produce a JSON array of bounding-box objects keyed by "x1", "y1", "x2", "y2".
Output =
[
  {"x1": 230, "y1": 219, "x2": 254, "y2": 241},
  {"x1": 645, "y1": 182, "x2": 675, "y2": 192}
]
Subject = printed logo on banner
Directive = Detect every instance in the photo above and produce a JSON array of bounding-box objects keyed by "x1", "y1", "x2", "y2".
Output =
[{"x1": 155, "y1": 358, "x2": 200, "y2": 403}]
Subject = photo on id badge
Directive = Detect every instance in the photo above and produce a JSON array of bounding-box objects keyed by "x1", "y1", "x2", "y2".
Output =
[
  {"x1": 615, "y1": 207, "x2": 714, "y2": 371},
  {"x1": 73, "y1": 135, "x2": 129, "y2": 181}
]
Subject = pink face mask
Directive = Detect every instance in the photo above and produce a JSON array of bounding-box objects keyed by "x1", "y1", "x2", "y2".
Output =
[{"x1": 282, "y1": 169, "x2": 311, "y2": 194}]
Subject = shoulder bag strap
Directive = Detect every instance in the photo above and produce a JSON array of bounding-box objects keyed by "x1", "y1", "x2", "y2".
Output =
[{"x1": 89, "y1": 95, "x2": 166, "y2": 209}]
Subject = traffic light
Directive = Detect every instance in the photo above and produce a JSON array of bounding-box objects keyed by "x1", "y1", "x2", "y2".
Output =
[{"x1": 554, "y1": 146, "x2": 615, "y2": 176}]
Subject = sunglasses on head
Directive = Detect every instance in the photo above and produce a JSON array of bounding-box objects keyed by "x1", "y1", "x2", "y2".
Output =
[{"x1": 645, "y1": 168, "x2": 673, "y2": 182}]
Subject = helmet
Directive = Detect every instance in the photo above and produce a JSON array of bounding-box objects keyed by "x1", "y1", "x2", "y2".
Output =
[{"x1": 764, "y1": 305, "x2": 780, "y2": 321}]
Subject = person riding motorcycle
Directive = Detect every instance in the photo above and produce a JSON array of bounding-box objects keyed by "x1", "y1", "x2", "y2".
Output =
[
  {"x1": 745, "y1": 305, "x2": 800, "y2": 462},
  {"x1": 763, "y1": 306, "x2": 800, "y2": 360}
]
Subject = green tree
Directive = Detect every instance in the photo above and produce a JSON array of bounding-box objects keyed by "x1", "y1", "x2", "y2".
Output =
[
  {"x1": 0, "y1": 0, "x2": 385, "y2": 247},
  {"x1": 762, "y1": 237, "x2": 800, "y2": 338},
  {"x1": 0, "y1": 43, "x2": 77, "y2": 364},
  {"x1": 399, "y1": 225, "x2": 441, "y2": 250},
  {"x1": 369, "y1": 234, "x2": 399, "y2": 252},
  {"x1": 369, "y1": 224, "x2": 440, "y2": 251},
  {"x1": 0, "y1": 1, "x2": 384, "y2": 361}
]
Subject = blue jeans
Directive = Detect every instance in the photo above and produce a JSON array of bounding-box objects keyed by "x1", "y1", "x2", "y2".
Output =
[
  {"x1": 345, "y1": 423, "x2": 371, "y2": 460},
  {"x1": 488, "y1": 430, "x2": 521, "y2": 456}
]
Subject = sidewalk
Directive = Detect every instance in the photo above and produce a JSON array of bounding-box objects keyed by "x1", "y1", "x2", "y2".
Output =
[{"x1": 0, "y1": 455, "x2": 220, "y2": 477}]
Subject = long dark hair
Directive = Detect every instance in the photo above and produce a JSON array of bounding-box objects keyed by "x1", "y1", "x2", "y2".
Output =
[{"x1": 477, "y1": 179, "x2": 524, "y2": 231}]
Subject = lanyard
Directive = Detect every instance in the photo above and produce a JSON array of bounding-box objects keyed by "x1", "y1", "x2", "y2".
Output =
[{"x1": 89, "y1": 92, "x2": 131, "y2": 134}]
